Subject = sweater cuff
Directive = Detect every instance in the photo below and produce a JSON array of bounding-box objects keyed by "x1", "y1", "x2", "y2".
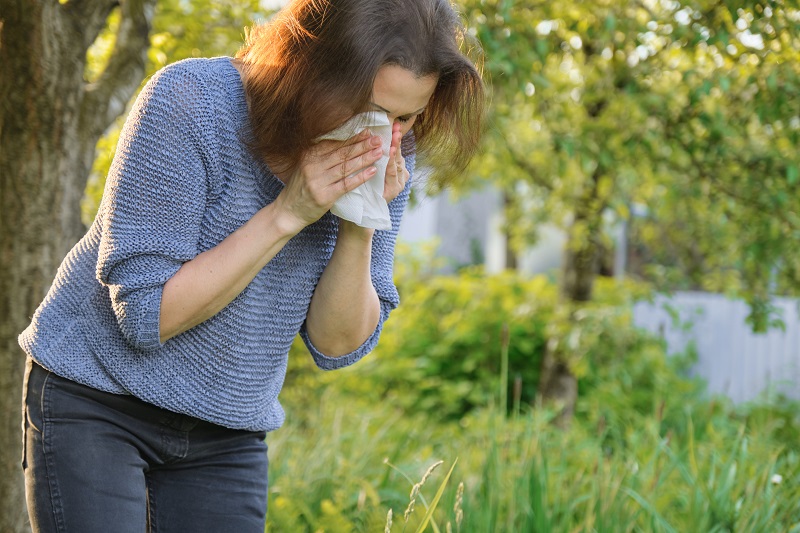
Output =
[
  {"x1": 130, "y1": 288, "x2": 165, "y2": 351},
  {"x1": 103, "y1": 254, "x2": 181, "y2": 352},
  {"x1": 299, "y1": 300, "x2": 391, "y2": 370}
]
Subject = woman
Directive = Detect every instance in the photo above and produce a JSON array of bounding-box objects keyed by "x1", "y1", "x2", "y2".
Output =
[{"x1": 19, "y1": 0, "x2": 484, "y2": 530}]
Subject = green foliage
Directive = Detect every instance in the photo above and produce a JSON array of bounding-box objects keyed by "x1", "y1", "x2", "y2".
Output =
[
  {"x1": 287, "y1": 254, "x2": 551, "y2": 419},
  {"x1": 456, "y1": 0, "x2": 800, "y2": 320},
  {"x1": 82, "y1": 0, "x2": 271, "y2": 224},
  {"x1": 287, "y1": 243, "x2": 657, "y2": 421},
  {"x1": 147, "y1": 0, "x2": 270, "y2": 71},
  {"x1": 376, "y1": 264, "x2": 553, "y2": 419},
  {"x1": 274, "y1": 262, "x2": 800, "y2": 531},
  {"x1": 271, "y1": 320, "x2": 800, "y2": 532}
]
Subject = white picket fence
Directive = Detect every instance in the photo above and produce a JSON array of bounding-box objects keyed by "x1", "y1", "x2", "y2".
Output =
[{"x1": 633, "y1": 292, "x2": 800, "y2": 404}]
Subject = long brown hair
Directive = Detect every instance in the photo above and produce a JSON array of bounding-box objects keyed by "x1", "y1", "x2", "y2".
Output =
[{"x1": 235, "y1": 0, "x2": 485, "y2": 187}]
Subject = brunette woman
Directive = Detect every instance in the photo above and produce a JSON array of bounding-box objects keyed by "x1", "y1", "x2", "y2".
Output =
[{"x1": 19, "y1": 0, "x2": 484, "y2": 530}]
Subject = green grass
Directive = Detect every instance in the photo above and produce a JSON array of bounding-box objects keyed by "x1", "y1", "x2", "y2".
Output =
[
  {"x1": 265, "y1": 382, "x2": 800, "y2": 532},
  {"x1": 265, "y1": 266, "x2": 799, "y2": 532}
]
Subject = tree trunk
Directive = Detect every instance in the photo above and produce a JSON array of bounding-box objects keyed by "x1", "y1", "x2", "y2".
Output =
[
  {"x1": 0, "y1": 1, "x2": 153, "y2": 530},
  {"x1": 537, "y1": 169, "x2": 604, "y2": 427},
  {"x1": 537, "y1": 348, "x2": 578, "y2": 428},
  {"x1": 503, "y1": 192, "x2": 518, "y2": 269}
]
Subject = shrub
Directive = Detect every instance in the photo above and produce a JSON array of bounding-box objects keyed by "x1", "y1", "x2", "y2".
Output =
[
  {"x1": 286, "y1": 243, "x2": 668, "y2": 421},
  {"x1": 284, "y1": 244, "x2": 556, "y2": 419}
]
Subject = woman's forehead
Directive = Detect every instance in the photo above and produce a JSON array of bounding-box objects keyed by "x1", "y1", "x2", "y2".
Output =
[{"x1": 371, "y1": 65, "x2": 437, "y2": 116}]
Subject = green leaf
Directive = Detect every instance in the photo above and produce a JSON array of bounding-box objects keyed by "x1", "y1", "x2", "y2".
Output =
[
  {"x1": 767, "y1": 72, "x2": 778, "y2": 91},
  {"x1": 605, "y1": 14, "x2": 617, "y2": 32},
  {"x1": 788, "y1": 164, "x2": 799, "y2": 186},
  {"x1": 535, "y1": 39, "x2": 549, "y2": 59}
]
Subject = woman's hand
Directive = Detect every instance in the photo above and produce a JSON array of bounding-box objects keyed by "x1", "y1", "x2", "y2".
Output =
[
  {"x1": 275, "y1": 129, "x2": 384, "y2": 232},
  {"x1": 383, "y1": 122, "x2": 410, "y2": 203}
]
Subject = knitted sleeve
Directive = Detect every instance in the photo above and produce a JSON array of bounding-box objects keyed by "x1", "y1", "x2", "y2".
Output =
[
  {"x1": 95, "y1": 63, "x2": 212, "y2": 352},
  {"x1": 300, "y1": 135, "x2": 416, "y2": 370}
]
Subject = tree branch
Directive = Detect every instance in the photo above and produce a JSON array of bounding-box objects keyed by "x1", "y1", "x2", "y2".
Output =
[
  {"x1": 80, "y1": 0, "x2": 156, "y2": 139},
  {"x1": 63, "y1": 0, "x2": 118, "y2": 51},
  {"x1": 664, "y1": 125, "x2": 797, "y2": 232},
  {"x1": 503, "y1": 138, "x2": 554, "y2": 191}
]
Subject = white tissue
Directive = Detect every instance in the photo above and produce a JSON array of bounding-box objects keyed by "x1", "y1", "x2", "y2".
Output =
[{"x1": 317, "y1": 111, "x2": 393, "y2": 230}]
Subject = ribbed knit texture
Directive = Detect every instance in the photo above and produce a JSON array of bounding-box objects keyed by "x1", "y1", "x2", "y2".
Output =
[{"x1": 18, "y1": 57, "x2": 413, "y2": 432}]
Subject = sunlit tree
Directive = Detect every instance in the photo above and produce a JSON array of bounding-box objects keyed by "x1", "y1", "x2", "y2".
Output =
[{"x1": 458, "y1": 0, "x2": 800, "y2": 421}]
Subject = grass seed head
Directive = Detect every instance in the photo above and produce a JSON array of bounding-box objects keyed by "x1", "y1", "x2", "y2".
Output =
[
  {"x1": 385, "y1": 508, "x2": 393, "y2": 533},
  {"x1": 404, "y1": 499, "x2": 416, "y2": 521},
  {"x1": 420, "y1": 460, "x2": 445, "y2": 486},
  {"x1": 404, "y1": 460, "x2": 445, "y2": 522},
  {"x1": 454, "y1": 481, "x2": 464, "y2": 529}
]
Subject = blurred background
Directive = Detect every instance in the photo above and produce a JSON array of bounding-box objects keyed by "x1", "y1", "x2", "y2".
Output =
[{"x1": 2, "y1": 0, "x2": 799, "y2": 531}]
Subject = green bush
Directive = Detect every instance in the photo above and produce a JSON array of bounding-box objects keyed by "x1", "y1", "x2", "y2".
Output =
[
  {"x1": 375, "y1": 265, "x2": 555, "y2": 418},
  {"x1": 286, "y1": 243, "x2": 661, "y2": 421},
  {"x1": 285, "y1": 247, "x2": 555, "y2": 419},
  {"x1": 272, "y1": 252, "x2": 800, "y2": 531}
]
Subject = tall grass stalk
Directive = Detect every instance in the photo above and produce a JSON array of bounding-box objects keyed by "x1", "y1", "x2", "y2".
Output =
[
  {"x1": 500, "y1": 323, "x2": 510, "y2": 416},
  {"x1": 414, "y1": 460, "x2": 458, "y2": 533},
  {"x1": 266, "y1": 383, "x2": 799, "y2": 532}
]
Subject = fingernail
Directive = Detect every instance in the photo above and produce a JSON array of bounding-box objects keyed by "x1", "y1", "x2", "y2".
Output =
[
  {"x1": 370, "y1": 136, "x2": 382, "y2": 147},
  {"x1": 371, "y1": 147, "x2": 382, "y2": 156},
  {"x1": 366, "y1": 166, "x2": 377, "y2": 175}
]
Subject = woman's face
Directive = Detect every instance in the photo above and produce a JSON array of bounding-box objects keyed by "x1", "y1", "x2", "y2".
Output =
[{"x1": 369, "y1": 65, "x2": 438, "y2": 137}]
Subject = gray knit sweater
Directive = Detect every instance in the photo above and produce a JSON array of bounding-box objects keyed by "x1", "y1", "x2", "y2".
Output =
[{"x1": 18, "y1": 57, "x2": 412, "y2": 432}]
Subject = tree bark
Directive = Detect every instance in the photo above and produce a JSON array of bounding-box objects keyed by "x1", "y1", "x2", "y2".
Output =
[
  {"x1": 537, "y1": 168, "x2": 604, "y2": 427},
  {"x1": 0, "y1": 1, "x2": 154, "y2": 530},
  {"x1": 502, "y1": 191, "x2": 518, "y2": 269}
]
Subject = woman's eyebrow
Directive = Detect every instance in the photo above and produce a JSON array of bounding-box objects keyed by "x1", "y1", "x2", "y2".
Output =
[{"x1": 369, "y1": 102, "x2": 426, "y2": 116}]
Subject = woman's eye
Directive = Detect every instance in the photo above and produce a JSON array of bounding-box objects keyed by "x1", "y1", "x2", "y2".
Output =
[{"x1": 396, "y1": 116, "x2": 411, "y2": 123}]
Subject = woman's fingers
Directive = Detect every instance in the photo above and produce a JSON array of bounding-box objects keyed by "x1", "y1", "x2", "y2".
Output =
[
  {"x1": 287, "y1": 124, "x2": 407, "y2": 215},
  {"x1": 383, "y1": 140, "x2": 409, "y2": 203},
  {"x1": 313, "y1": 140, "x2": 382, "y2": 200},
  {"x1": 391, "y1": 124, "x2": 403, "y2": 150},
  {"x1": 386, "y1": 123, "x2": 403, "y2": 176},
  {"x1": 334, "y1": 143, "x2": 383, "y2": 180},
  {"x1": 278, "y1": 129, "x2": 391, "y2": 227},
  {"x1": 310, "y1": 132, "x2": 381, "y2": 183},
  {"x1": 338, "y1": 164, "x2": 378, "y2": 195}
]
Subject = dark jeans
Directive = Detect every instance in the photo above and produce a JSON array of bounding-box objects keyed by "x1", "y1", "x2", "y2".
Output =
[{"x1": 21, "y1": 357, "x2": 269, "y2": 533}]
